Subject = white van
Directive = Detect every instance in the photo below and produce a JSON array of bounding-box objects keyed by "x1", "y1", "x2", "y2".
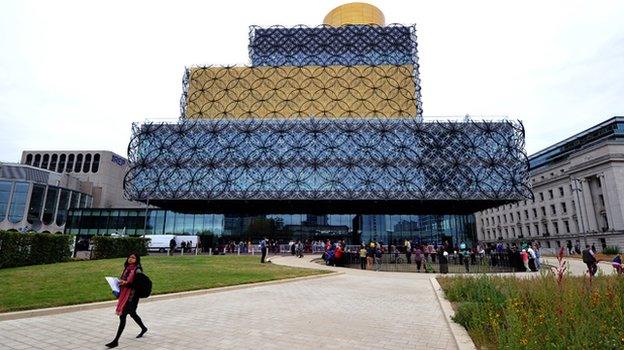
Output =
[
  {"x1": 147, "y1": 235, "x2": 176, "y2": 252},
  {"x1": 147, "y1": 235, "x2": 199, "y2": 252}
]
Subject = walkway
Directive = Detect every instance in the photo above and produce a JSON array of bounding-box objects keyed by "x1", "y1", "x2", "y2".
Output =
[{"x1": 0, "y1": 255, "x2": 457, "y2": 350}]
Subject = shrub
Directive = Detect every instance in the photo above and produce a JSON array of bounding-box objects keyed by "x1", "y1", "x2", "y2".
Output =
[
  {"x1": 603, "y1": 245, "x2": 620, "y2": 254},
  {"x1": 0, "y1": 231, "x2": 72, "y2": 268},
  {"x1": 91, "y1": 236, "x2": 149, "y2": 260}
]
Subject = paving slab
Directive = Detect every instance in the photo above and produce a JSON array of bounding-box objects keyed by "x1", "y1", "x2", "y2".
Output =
[{"x1": 1, "y1": 255, "x2": 457, "y2": 349}]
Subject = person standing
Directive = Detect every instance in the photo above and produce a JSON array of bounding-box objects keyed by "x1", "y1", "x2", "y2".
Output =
[
  {"x1": 358, "y1": 244, "x2": 367, "y2": 270},
  {"x1": 404, "y1": 239, "x2": 412, "y2": 264},
  {"x1": 169, "y1": 237, "x2": 176, "y2": 256},
  {"x1": 414, "y1": 245, "x2": 423, "y2": 272},
  {"x1": 106, "y1": 253, "x2": 148, "y2": 348},
  {"x1": 260, "y1": 237, "x2": 268, "y2": 263}
]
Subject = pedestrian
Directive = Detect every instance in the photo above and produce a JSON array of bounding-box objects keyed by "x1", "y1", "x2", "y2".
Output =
[
  {"x1": 358, "y1": 244, "x2": 367, "y2": 270},
  {"x1": 414, "y1": 245, "x2": 423, "y2": 272},
  {"x1": 582, "y1": 245, "x2": 598, "y2": 277},
  {"x1": 404, "y1": 239, "x2": 412, "y2": 264},
  {"x1": 567, "y1": 241, "x2": 573, "y2": 255},
  {"x1": 260, "y1": 236, "x2": 268, "y2": 263},
  {"x1": 169, "y1": 237, "x2": 176, "y2": 256},
  {"x1": 374, "y1": 244, "x2": 383, "y2": 271},
  {"x1": 520, "y1": 249, "x2": 529, "y2": 272},
  {"x1": 106, "y1": 253, "x2": 148, "y2": 348}
]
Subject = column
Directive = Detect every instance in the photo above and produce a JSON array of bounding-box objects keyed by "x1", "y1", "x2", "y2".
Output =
[
  {"x1": 600, "y1": 169, "x2": 624, "y2": 231},
  {"x1": 571, "y1": 179, "x2": 586, "y2": 233},
  {"x1": 597, "y1": 173, "x2": 614, "y2": 230},
  {"x1": 581, "y1": 178, "x2": 598, "y2": 232}
]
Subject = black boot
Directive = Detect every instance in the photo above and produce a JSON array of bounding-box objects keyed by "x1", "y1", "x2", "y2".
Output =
[{"x1": 105, "y1": 340, "x2": 118, "y2": 348}]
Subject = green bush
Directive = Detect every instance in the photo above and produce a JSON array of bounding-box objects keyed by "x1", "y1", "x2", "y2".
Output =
[
  {"x1": 603, "y1": 245, "x2": 620, "y2": 254},
  {"x1": 0, "y1": 231, "x2": 72, "y2": 268},
  {"x1": 91, "y1": 236, "x2": 149, "y2": 260}
]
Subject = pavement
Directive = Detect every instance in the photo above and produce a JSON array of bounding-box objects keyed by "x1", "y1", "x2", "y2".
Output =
[
  {"x1": 0, "y1": 255, "x2": 459, "y2": 350},
  {"x1": 1, "y1": 254, "x2": 614, "y2": 350}
]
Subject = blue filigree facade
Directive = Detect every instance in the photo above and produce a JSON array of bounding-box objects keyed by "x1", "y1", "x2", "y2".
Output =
[{"x1": 125, "y1": 22, "x2": 531, "y2": 218}]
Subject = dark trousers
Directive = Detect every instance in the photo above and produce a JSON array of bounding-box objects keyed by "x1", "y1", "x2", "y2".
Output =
[
  {"x1": 360, "y1": 258, "x2": 366, "y2": 270},
  {"x1": 113, "y1": 297, "x2": 146, "y2": 342},
  {"x1": 415, "y1": 260, "x2": 422, "y2": 271},
  {"x1": 406, "y1": 253, "x2": 412, "y2": 264},
  {"x1": 586, "y1": 262, "x2": 598, "y2": 276},
  {"x1": 261, "y1": 248, "x2": 267, "y2": 263}
]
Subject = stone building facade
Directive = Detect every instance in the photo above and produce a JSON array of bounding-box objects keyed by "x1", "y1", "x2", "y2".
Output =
[{"x1": 476, "y1": 117, "x2": 624, "y2": 252}]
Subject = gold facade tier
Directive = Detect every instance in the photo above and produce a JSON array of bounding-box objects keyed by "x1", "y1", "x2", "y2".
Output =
[
  {"x1": 323, "y1": 2, "x2": 385, "y2": 27},
  {"x1": 184, "y1": 65, "x2": 417, "y2": 119}
]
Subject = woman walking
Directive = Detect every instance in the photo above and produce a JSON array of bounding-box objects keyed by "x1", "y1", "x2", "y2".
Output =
[{"x1": 106, "y1": 253, "x2": 148, "y2": 348}]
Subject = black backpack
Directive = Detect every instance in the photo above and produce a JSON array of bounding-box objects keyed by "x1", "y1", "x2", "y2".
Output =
[
  {"x1": 134, "y1": 272, "x2": 152, "y2": 298},
  {"x1": 582, "y1": 249, "x2": 594, "y2": 264}
]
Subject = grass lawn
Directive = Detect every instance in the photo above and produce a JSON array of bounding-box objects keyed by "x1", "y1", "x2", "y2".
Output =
[
  {"x1": 0, "y1": 255, "x2": 328, "y2": 313},
  {"x1": 438, "y1": 274, "x2": 624, "y2": 349}
]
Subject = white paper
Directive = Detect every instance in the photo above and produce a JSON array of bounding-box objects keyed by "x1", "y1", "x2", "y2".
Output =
[{"x1": 105, "y1": 276, "x2": 120, "y2": 294}]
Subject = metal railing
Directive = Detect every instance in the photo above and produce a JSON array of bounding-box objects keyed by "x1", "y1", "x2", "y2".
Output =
[{"x1": 331, "y1": 252, "x2": 519, "y2": 273}]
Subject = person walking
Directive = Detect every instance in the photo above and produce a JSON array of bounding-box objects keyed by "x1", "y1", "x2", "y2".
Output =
[
  {"x1": 582, "y1": 245, "x2": 598, "y2": 277},
  {"x1": 260, "y1": 237, "x2": 268, "y2": 263},
  {"x1": 404, "y1": 239, "x2": 412, "y2": 264},
  {"x1": 414, "y1": 245, "x2": 423, "y2": 272},
  {"x1": 106, "y1": 253, "x2": 148, "y2": 348}
]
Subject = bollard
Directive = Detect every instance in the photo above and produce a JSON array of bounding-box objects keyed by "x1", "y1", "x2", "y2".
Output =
[
  {"x1": 237, "y1": 247, "x2": 240, "y2": 256},
  {"x1": 208, "y1": 248, "x2": 212, "y2": 255}
]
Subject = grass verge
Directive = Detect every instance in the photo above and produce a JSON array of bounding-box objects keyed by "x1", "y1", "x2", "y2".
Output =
[
  {"x1": 0, "y1": 255, "x2": 328, "y2": 312},
  {"x1": 438, "y1": 274, "x2": 624, "y2": 349}
]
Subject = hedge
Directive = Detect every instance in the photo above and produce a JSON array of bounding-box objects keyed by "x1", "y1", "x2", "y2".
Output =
[
  {"x1": 91, "y1": 236, "x2": 149, "y2": 260},
  {"x1": 0, "y1": 231, "x2": 73, "y2": 269}
]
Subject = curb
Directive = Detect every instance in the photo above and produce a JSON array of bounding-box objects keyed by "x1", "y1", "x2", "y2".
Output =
[
  {"x1": 0, "y1": 271, "x2": 337, "y2": 322},
  {"x1": 430, "y1": 277, "x2": 477, "y2": 350}
]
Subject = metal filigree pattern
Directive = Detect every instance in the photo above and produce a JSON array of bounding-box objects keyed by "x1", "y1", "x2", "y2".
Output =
[
  {"x1": 182, "y1": 65, "x2": 418, "y2": 119},
  {"x1": 248, "y1": 24, "x2": 418, "y2": 67},
  {"x1": 124, "y1": 118, "x2": 531, "y2": 202}
]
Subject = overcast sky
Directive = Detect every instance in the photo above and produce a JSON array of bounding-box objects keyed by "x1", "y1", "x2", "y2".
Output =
[{"x1": 1, "y1": 0, "x2": 623, "y2": 162}]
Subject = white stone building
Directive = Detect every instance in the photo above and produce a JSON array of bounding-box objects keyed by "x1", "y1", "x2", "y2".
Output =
[{"x1": 476, "y1": 117, "x2": 624, "y2": 253}]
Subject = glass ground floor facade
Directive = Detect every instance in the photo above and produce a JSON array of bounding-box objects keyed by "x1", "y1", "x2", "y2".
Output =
[{"x1": 66, "y1": 208, "x2": 476, "y2": 247}]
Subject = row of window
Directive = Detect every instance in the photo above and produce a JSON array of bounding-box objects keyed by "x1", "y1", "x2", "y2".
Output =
[
  {"x1": 24, "y1": 153, "x2": 101, "y2": 174},
  {"x1": 0, "y1": 180, "x2": 92, "y2": 226},
  {"x1": 482, "y1": 218, "x2": 575, "y2": 240},
  {"x1": 482, "y1": 202, "x2": 570, "y2": 227}
]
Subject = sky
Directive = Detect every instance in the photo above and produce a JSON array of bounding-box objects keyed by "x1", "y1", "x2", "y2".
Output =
[{"x1": 1, "y1": 0, "x2": 623, "y2": 162}]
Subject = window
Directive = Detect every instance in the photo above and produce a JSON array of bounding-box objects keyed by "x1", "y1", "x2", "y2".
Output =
[
  {"x1": 504, "y1": 214, "x2": 507, "y2": 223},
  {"x1": 548, "y1": 189, "x2": 553, "y2": 199},
  {"x1": 517, "y1": 212, "x2": 521, "y2": 221},
  {"x1": 66, "y1": 154, "x2": 75, "y2": 172},
  {"x1": 532, "y1": 208, "x2": 537, "y2": 218},
  {"x1": 55, "y1": 189, "x2": 71, "y2": 226},
  {"x1": 33, "y1": 154, "x2": 41, "y2": 167},
  {"x1": 42, "y1": 187, "x2": 59, "y2": 225},
  {"x1": 504, "y1": 228, "x2": 508, "y2": 238},
  {"x1": 50, "y1": 154, "x2": 58, "y2": 172},
  {"x1": 559, "y1": 187, "x2": 564, "y2": 197},
  {"x1": 0, "y1": 180, "x2": 12, "y2": 220},
  {"x1": 25, "y1": 154, "x2": 33, "y2": 165},
  {"x1": 58, "y1": 154, "x2": 66, "y2": 173},
  {"x1": 539, "y1": 192, "x2": 544, "y2": 201},
  {"x1": 599, "y1": 195, "x2": 605, "y2": 207},
  {"x1": 8, "y1": 182, "x2": 29, "y2": 223},
  {"x1": 524, "y1": 210, "x2": 529, "y2": 219},
  {"x1": 74, "y1": 154, "x2": 83, "y2": 173},
  {"x1": 511, "y1": 227, "x2": 516, "y2": 237},
  {"x1": 561, "y1": 202, "x2": 567, "y2": 213},
  {"x1": 27, "y1": 184, "x2": 46, "y2": 224},
  {"x1": 550, "y1": 204, "x2": 556, "y2": 215},
  {"x1": 92, "y1": 153, "x2": 100, "y2": 173},
  {"x1": 533, "y1": 224, "x2": 539, "y2": 236},
  {"x1": 564, "y1": 220, "x2": 570, "y2": 233},
  {"x1": 541, "y1": 207, "x2": 546, "y2": 216},
  {"x1": 546, "y1": 241, "x2": 551, "y2": 248},
  {"x1": 83, "y1": 153, "x2": 91, "y2": 173},
  {"x1": 553, "y1": 221, "x2": 559, "y2": 234},
  {"x1": 41, "y1": 154, "x2": 49, "y2": 169}
]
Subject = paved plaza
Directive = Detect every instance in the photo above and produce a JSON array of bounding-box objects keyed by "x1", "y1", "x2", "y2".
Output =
[
  {"x1": 1, "y1": 254, "x2": 617, "y2": 350},
  {"x1": 0, "y1": 256, "x2": 458, "y2": 350}
]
